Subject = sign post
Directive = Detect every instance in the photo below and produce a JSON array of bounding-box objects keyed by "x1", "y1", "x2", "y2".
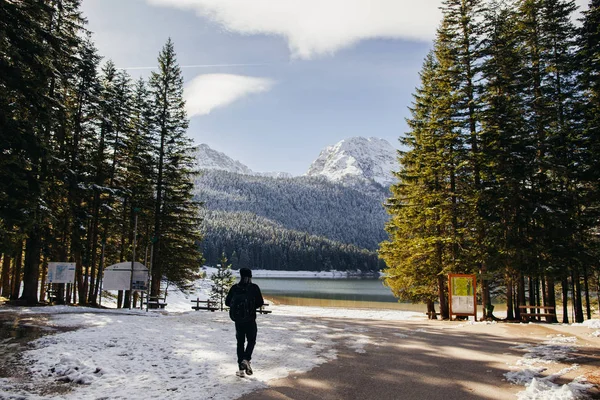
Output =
[
  {"x1": 448, "y1": 274, "x2": 477, "y2": 320},
  {"x1": 129, "y1": 208, "x2": 140, "y2": 310}
]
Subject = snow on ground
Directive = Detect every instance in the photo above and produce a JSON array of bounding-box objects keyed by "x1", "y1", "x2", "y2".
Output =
[
  {"x1": 1, "y1": 272, "x2": 599, "y2": 400},
  {"x1": 0, "y1": 286, "x2": 423, "y2": 400},
  {"x1": 505, "y1": 334, "x2": 595, "y2": 399},
  {"x1": 573, "y1": 319, "x2": 600, "y2": 339},
  {"x1": 0, "y1": 308, "x2": 342, "y2": 400}
]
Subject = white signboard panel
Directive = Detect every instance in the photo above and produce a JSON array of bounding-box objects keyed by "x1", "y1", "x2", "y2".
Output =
[
  {"x1": 47, "y1": 262, "x2": 76, "y2": 284},
  {"x1": 451, "y1": 295, "x2": 475, "y2": 314},
  {"x1": 103, "y1": 262, "x2": 148, "y2": 291}
]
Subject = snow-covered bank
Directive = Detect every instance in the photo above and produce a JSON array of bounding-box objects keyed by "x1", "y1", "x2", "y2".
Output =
[
  {"x1": 250, "y1": 269, "x2": 380, "y2": 278},
  {"x1": 201, "y1": 266, "x2": 380, "y2": 279}
]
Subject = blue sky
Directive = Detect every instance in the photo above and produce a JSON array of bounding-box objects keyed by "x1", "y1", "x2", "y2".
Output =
[{"x1": 81, "y1": 0, "x2": 588, "y2": 176}]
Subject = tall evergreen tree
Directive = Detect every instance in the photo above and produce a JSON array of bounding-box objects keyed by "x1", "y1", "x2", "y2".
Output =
[
  {"x1": 149, "y1": 39, "x2": 203, "y2": 296},
  {"x1": 65, "y1": 34, "x2": 102, "y2": 305},
  {"x1": 515, "y1": 0, "x2": 580, "y2": 321},
  {"x1": 439, "y1": 0, "x2": 493, "y2": 315},
  {"x1": 479, "y1": 1, "x2": 533, "y2": 320},
  {"x1": 17, "y1": 0, "x2": 86, "y2": 305},
  {"x1": 0, "y1": 1, "x2": 54, "y2": 300},
  {"x1": 381, "y1": 46, "x2": 462, "y2": 320}
]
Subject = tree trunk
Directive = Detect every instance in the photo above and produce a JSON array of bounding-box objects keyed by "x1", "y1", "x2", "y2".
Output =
[
  {"x1": 21, "y1": 231, "x2": 42, "y2": 305},
  {"x1": 561, "y1": 275, "x2": 569, "y2": 324},
  {"x1": 438, "y1": 275, "x2": 449, "y2": 320},
  {"x1": 517, "y1": 273, "x2": 526, "y2": 320},
  {"x1": 528, "y1": 275, "x2": 536, "y2": 319},
  {"x1": 75, "y1": 248, "x2": 85, "y2": 305},
  {"x1": 133, "y1": 291, "x2": 139, "y2": 309},
  {"x1": 10, "y1": 241, "x2": 23, "y2": 300},
  {"x1": 93, "y1": 240, "x2": 105, "y2": 304},
  {"x1": 426, "y1": 299, "x2": 437, "y2": 320},
  {"x1": 54, "y1": 283, "x2": 65, "y2": 304},
  {"x1": 583, "y1": 265, "x2": 591, "y2": 320},
  {"x1": 596, "y1": 271, "x2": 600, "y2": 319},
  {"x1": 87, "y1": 201, "x2": 101, "y2": 303},
  {"x1": 124, "y1": 290, "x2": 131, "y2": 309},
  {"x1": 506, "y1": 274, "x2": 514, "y2": 320},
  {"x1": 545, "y1": 276, "x2": 557, "y2": 323},
  {"x1": 573, "y1": 268, "x2": 584, "y2": 323},
  {"x1": 66, "y1": 283, "x2": 72, "y2": 304},
  {"x1": 39, "y1": 257, "x2": 47, "y2": 302},
  {"x1": 481, "y1": 263, "x2": 490, "y2": 321},
  {"x1": 117, "y1": 290, "x2": 123, "y2": 308},
  {"x1": 1, "y1": 254, "x2": 11, "y2": 297}
]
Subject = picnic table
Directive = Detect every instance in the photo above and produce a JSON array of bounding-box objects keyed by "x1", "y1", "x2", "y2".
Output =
[
  {"x1": 145, "y1": 295, "x2": 168, "y2": 309},
  {"x1": 518, "y1": 305, "x2": 556, "y2": 322},
  {"x1": 191, "y1": 298, "x2": 218, "y2": 311}
]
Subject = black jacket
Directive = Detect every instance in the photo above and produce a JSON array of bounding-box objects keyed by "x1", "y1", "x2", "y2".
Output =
[{"x1": 225, "y1": 282, "x2": 264, "y2": 320}]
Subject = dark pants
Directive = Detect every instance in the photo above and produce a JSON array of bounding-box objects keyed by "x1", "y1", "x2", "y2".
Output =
[{"x1": 235, "y1": 320, "x2": 257, "y2": 366}]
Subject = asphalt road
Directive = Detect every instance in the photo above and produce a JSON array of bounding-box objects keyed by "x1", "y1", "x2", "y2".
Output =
[{"x1": 238, "y1": 318, "x2": 600, "y2": 400}]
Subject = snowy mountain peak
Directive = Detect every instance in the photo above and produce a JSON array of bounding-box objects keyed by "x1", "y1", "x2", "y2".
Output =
[
  {"x1": 305, "y1": 137, "x2": 398, "y2": 186},
  {"x1": 194, "y1": 144, "x2": 254, "y2": 175},
  {"x1": 194, "y1": 144, "x2": 292, "y2": 178}
]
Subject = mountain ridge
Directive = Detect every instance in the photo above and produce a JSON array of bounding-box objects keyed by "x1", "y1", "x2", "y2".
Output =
[
  {"x1": 194, "y1": 136, "x2": 397, "y2": 187},
  {"x1": 305, "y1": 137, "x2": 397, "y2": 187},
  {"x1": 192, "y1": 137, "x2": 396, "y2": 271}
]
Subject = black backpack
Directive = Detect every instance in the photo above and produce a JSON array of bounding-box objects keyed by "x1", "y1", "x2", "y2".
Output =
[{"x1": 229, "y1": 285, "x2": 254, "y2": 323}]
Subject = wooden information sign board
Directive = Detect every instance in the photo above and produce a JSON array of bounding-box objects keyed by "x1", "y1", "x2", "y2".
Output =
[{"x1": 448, "y1": 274, "x2": 477, "y2": 319}]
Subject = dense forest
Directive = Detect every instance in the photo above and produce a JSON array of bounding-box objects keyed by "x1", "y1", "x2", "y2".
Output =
[
  {"x1": 201, "y1": 210, "x2": 384, "y2": 272},
  {"x1": 0, "y1": 1, "x2": 202, "y2": 306},
  {"x1": 195, "y1": 169, "x2": 389, "y2": 250},
  {"x1": 380, "y1": 0, "x2": 600, "y2": 323}
]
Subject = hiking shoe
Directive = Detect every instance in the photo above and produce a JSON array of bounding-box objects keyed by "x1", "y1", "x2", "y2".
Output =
[
  {"x1": 236, "y1": 369, "x2": 245, "y2": 377},
  {"x1": 242, "y1": 359, "x2": 253, "y2": 375}
]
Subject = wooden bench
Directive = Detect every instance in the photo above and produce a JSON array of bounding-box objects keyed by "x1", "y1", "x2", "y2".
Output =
[
  {"x1": 258, "y1": 303, "x2": 272, "y2": 314},
  {"x1": 518, "y1": 305, "x2": 556, "y2": 322},
  {"x1": 145, "y1": 296, "x2": 168, "y2": 309},
  {"x1": 191, "y1": 298, "x2": 218, "y2": 311}
]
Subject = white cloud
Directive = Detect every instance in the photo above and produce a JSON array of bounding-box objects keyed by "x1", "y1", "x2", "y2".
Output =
[
  {"x1": 146, "y1": 0, "x2": 591, "y2": 59},
  {"x1": 184, "y1": 74, "x2": 275, "y2": 117},
  {"x1": 145, "y1": 0, "x2": 442, "y2": 59}
]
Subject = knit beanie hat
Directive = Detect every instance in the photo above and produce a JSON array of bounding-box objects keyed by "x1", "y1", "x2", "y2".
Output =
[{"x1": 240, "y1": 268, "x2": 252, "y2": 278}]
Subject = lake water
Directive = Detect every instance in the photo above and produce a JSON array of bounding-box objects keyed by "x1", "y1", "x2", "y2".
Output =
[{"x1": 252, "y1": 277, "x2": 427, "y2": 312}]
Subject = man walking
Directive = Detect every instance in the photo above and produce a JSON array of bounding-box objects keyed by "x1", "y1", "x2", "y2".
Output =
[{"x1": 225, "y1": 267, "x2": 264, "y2": 377}]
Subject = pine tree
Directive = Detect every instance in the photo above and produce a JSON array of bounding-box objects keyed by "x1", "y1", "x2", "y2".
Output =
[
  {"x1": 113, "y1": 77, "x2": 156, "y2": 304},
  {"x1": 479, "y1": 2, "x2": 534, "y2": 319},
  {"x1": 210, "y1": 254, "x2": 235, "y2": 311},
  {"x1": 64, "y1": 34, "x2": 102, "y2": 305},
  {"x1": 0, "y1": 1, "x2": 53, "y2": 300},
  {"x1": 15, "y1": 0, "x2": 86, "y2": 305},
  {"x1": 439, "y1": 0, "x2": 493, "y2": 316},
  {"x1": 149, "y1": 39, "x2": 203, "y2": 296},
  {"x1": 514, "y1": 0, "x2": 580, "y2": 322},
  {"x1": 381, "y1": 46, "x2": 462, "y2": 320}
]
